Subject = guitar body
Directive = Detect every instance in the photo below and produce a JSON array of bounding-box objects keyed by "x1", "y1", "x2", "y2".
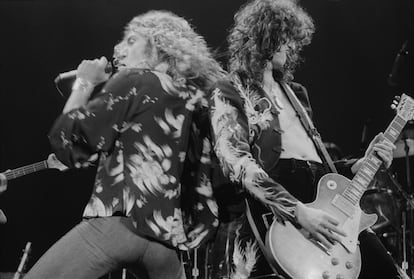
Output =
[{"x1": 267, "y1": 173, "x2": 378, "y2": 279}]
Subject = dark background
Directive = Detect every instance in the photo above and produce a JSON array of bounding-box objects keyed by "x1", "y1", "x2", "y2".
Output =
[{"x1": 0, "y1": 0, "x2": 413, "y2": 274}]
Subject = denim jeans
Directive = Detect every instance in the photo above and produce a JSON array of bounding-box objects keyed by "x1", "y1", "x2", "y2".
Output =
[{"x1": 24, "y1": 216, "x2": 186, "y2": 279}]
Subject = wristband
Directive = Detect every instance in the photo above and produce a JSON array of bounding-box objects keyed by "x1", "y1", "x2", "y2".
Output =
[{"x1": 72, "y1": 78, "x2": 93, "y2": 92}]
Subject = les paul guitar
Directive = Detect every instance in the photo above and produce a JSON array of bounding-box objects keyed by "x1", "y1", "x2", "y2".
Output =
[{"x1": 250, "y1": 94, "x2": 414, "y2": 279}]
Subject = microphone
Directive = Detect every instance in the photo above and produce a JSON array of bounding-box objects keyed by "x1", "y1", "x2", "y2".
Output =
[
  {"x1": 0, "y1": 209, "x2": 7, "y2": 224},
  {"x1": 360, "y1": 118, "x2": 371, "y2": 153},
  {"x1": 388, "y1": 41, "x2": 409, "y2": 86},
  {"x1": 54, "y1": 61, "x2": 113, "y2": 83}
]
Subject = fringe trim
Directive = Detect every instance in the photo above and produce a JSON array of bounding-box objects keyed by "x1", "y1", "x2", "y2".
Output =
[{"x1": 231, "y1": 226, "x2": 259, "y2": 279}]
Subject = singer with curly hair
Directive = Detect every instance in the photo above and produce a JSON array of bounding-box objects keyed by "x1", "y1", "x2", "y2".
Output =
[{"x1": 25, "y1": 10, "x2": 225, "y2": 279}]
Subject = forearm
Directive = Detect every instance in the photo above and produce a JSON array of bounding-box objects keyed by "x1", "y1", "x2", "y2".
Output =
[
  {"x1": 351, "y1": 158, "x2": 364, "y2": 174},
  {"x1": 210, "y1": 81, "x2": 297, "y2": 220},
  {"x1": 63, "y1": 79, "x2": 95, "y2": 113}
]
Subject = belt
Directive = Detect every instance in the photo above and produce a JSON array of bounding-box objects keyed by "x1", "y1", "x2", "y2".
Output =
[{"x1": 277, "y1": 158, "x2": 325, "y2": 170}]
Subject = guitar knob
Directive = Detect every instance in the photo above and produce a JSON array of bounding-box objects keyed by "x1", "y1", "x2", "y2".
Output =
[
  {"x1": 345, "y1": 261, "x2": 353, "y2": 269},
  {"x1": 336, "y1": 274, "x2": 345, "y2": 279},
  {"x1": 331, "y1": 257, "x2": 339, "y2": 265},
  {"x1": 322, "y1": 271, "x2": 330, "y2": 279}
]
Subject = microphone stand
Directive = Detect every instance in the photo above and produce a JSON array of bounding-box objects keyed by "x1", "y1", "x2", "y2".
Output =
[
  {"x1": 387, "y1": 159, "x2": 413, "y2": 277},
  {"x1": 402, "y1": 138, "x2": 414, "y2": 278},
  {"x1": 391, "y1": 135, "x2": 414, "y2": 277}
]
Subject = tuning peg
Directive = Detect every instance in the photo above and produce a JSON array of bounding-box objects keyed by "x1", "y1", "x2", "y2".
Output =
[
  {"x1": 390, "y1": 96, "x2": 401, "y2": 111},
  {"x1": 391, "y1": 103, "x2": 398, "y2": 110}
]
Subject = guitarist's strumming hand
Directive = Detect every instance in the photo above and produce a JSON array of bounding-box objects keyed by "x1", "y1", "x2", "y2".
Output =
[
  {"x1": 0, "y1": 173, "x2": 7, "y2": 224},
  {"x1": 0, "y1": 172, "x2": 7, "y2": 194},
  {"x1": 295, "y1": 201, "x2": 347, "y2": 249},
  {"x1": 352, "y1": 132, "x2": 396, "y2": 173}
]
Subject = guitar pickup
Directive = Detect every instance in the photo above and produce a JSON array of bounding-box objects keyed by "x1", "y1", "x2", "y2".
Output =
[{"x1": 332, "y1": 194, "x2": 355, "y2": 217}]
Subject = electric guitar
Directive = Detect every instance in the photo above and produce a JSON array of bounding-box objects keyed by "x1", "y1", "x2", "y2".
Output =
[
  {"x1": 263, "y1": 94, "x2": 414, "y2": 279},
  {"x1": 0, "y1": 153, "x2": 67, "y2": 182},
  {"x1": 0, "y1": 154, "x2": 67, "y2": 223}
]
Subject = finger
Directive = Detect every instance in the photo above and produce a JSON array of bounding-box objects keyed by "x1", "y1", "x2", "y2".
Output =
[
  {"x1": 375, "y1": 150, "x2": 393, "y2": 168},
  {"x1": 314, "y1": 232, "x2": 333, "y2": 249},
  {"x1": 99, "y1": 56, "x2": 108, "y2": 66},
  {"x1": 328, "y1": 231, "x2": 343, "y2": 243},
  {"x1": 323, "y1": 222, "x2": 347, "y2": 237},
  {"x1": 373, "y1": 147, "x2": 392, "y2": 158},
  {"x1": 374, "y1": 142, "x2": 395, "y2": 152},
  {"x1": 374, "y1": 149, "x2": 390, "y2": 159},
  {"x1": 381, "y1": 140, "x2": 396, "y2": 149},
  {"x1": 322, "y1": 219, "x2": 346, "y2": 236},
  {"x1": 187, "y1": 226, "x2": 203, "y2": 239},
  {"x1": 372, "y1": 133, "x2": 383, "y2": 144},
  {"x1": 374, "y1": 148, "x2": 392, "y2": 161},
  {"x1": 324, "y1": 214, "x2": 339, "y2": 226}
]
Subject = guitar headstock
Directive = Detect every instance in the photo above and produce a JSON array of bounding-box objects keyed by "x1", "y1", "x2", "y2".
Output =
[
  {"x1": 46, "y1": 154, "x2": 68, "y2": 171},
  {"x1": 394, "y1": 94, "x2": 414, "y2": 121}
]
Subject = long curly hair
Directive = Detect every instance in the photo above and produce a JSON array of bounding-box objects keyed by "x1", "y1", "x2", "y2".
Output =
[
  {"x1": 228, "y1": 0, "x2": 315, "y2": 84},
  {"x1": 125, "y1": 10, "x2": 225, "y2": 92}
]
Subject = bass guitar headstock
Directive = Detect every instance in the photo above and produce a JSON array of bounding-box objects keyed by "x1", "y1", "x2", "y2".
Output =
[{"x1": 46, "y1": 154, "x2": 68, "y2": 172}]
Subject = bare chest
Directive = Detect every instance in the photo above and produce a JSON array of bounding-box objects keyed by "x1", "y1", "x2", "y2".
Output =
[{"x1": 265, "y1": 83, "x2": 321, "y2": 162}]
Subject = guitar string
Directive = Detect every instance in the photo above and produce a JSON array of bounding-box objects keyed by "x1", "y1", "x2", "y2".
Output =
[{"x1": 4, "y1": 161, "x2": 47, "y2": 179}]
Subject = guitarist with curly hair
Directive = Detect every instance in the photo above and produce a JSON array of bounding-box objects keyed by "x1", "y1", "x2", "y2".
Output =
[{"x1": 209, "y1": 0, "x2": 402, "y2": 278}]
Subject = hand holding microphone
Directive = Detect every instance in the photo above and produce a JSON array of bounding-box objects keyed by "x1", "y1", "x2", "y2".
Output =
[
  {"x1": 55, "y1": 56, "x2": 113, "y2": 85},
  {"x1": 61, "y1": 57, "x2": 112, "y2": 113}
]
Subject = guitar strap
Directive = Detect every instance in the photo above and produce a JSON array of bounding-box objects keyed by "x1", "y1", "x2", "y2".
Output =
[
  {"x1": 245, "y1": 200, "x2": 286, "y2": 279},
  {"x1": 280, "y1": 82, "x2": 337, "y2": 173}
]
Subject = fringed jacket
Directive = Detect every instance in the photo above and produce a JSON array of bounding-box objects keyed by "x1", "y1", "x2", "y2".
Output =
[{"x1": 209, "y1": 76, "x2": 354, "y2": 223}]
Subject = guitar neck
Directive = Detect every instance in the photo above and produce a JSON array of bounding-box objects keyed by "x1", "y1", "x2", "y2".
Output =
[
  {"x1": 13, "y1": 242, "x2": 32, "y2": 279},
  {"x1": 345, "y1": 114, "x2": 407, "y2": 204},
  {"x1": 3, "y1": 161, "x2": 48, "y2": 181}
]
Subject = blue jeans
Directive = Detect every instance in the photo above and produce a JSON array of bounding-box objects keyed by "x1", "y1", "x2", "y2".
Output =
[{"x1": 24, "y1": 216, "x2": 186, "y2": 279}]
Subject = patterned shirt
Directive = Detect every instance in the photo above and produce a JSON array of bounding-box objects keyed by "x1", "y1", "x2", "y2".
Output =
[{"x1": 49, "y1": 69, "x2": 218, "y2": 250}]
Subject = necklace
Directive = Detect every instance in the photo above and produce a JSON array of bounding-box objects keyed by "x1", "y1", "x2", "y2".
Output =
[
  {"x1": 272, "y1": 92, "x2": 284, "y2": 110},
  {"x1": 264, "y1": 81, "x2": 284, "y2": 110}
]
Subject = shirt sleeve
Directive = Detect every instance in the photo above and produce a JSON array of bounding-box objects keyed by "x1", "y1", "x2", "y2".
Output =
[
  {"x1": 209, "y1": 80, "x2": 298, "y2": 222},
  {"x1": 48, "y1": 69, "x2": 146, "y2": 168}
]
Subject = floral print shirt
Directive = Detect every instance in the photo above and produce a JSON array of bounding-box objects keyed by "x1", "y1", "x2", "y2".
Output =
[{"x1": 49, "y1": 69, "x2": 218, "y2": 250}]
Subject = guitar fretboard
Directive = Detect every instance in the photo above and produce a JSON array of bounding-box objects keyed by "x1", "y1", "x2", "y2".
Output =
[
  {"x1": 4, "y1": 161, "x2": 48, "y2": 181},
  {"x1": 342, "y1": 114, "x2": 407, "y2": 205}
]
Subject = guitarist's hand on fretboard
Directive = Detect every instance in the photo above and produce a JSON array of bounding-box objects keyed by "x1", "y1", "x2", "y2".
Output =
[
  {"x1": 0, "y1": 173, "x2": 7, "y2": 193},
  {"x1": 295, "y1": 201, "x2": 347, "y2": 249},
  {"x1": 352, "y1": 133, "x2": 396, "y2": 173},
  {"x1": 0, "y1": 209, "x2": 7, "y2": 224},
  {"x1": 1, "y1": 173, "x2": 8, "y2": 224}
]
